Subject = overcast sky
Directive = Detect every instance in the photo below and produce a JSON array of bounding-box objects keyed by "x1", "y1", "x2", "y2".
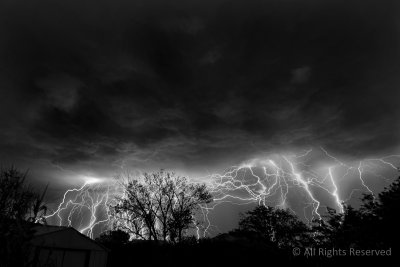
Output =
[{"x1": 1, "y1": 0, "x2": 399, "y2": 192}]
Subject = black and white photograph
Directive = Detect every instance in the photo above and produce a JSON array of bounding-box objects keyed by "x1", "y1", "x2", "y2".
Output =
[{"x1": 0, "y1": 0, "x2": 399, "y2": 266}]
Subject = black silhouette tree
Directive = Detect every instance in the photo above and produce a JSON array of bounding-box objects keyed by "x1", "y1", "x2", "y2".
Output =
[
  {"x1": 360, "y1": 175, "x2": 400, "y2": 249},
  {"x1": 0, "y1": 167, "x2": 48, "y2": 267},
  {"x1": 112, "y1": 170, "x2": 212, "y2": 242},
  {"x1": 314, "y1": 175, "x2": 400, "y2": 249},
  {"x1": 238, "y1": 205, "x2": 310, "y2": 248},
  {"x1": 313, "y1": 206, "x2": 366, "y2": 248}
]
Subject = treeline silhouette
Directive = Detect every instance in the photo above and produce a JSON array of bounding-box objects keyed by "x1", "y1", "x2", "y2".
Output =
[
  {"x1": 1, "y1": 167, "x2": 399, "y2": 266},
  {"x1": 97, "y1": 172, "x2": 400, "y2": 267}
]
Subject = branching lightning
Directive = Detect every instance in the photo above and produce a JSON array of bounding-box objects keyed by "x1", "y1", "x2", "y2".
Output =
[
  {"x1": 44, "y1": 177, "x2": 113, "y2": 238},
  {"x1": 44, "y1": 148, "x2": 399, "y2": 239}
]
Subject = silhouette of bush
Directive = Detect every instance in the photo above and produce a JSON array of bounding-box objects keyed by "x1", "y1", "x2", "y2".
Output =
[{"x1": 96, "y1": 229, "x2": 130, "y2": 246}]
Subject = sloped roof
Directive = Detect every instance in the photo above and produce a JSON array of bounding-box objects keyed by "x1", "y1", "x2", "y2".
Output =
[
  {"x1": 32, "y1": 224, "x2": 68, "y2": 236},
  {"x1": 32, "y1": 224, "x2": 109, "y2": 252}
]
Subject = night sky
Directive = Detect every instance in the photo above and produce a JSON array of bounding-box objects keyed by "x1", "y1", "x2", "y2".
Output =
[{"x1": 1, "y1": 0, "x2": 400, "y2": 212}]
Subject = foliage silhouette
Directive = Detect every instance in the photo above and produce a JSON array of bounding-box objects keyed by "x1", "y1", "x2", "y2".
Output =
[
  {"x1": 238, "y1": 205, "x2": 311, "y2": 248},
  {"x1": 312, "y1": 176, "x2": 400, "y2": 251},
  {"x1": 3, "y1": 167, "x2": 399, "y2": 267},
  {"x1": 0, "y1": 167, "x2": 48, "y2": 267},
  {"x1": 111, "y1": 170, "x2": 212, "y2": 242},
  {"x1": 96, "y1": 229, "x2": 130, "y2": 246},
  {"x1": 100, "y1": 175, "x2": 400, "y2": 266},
  {"x1": 364, "y1": 176, "x2": 400, "y2": 249}
]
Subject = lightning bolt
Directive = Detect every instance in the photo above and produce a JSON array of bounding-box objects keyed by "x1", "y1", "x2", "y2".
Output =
[
  {"x1": 44, "y1": 177, "x2": 113, "y2": 238},
  {"x1": 44, "y1": 148, "x2": 399, "y2": 239},
  {"x1": 199, "y1": 148, "x2": 399, "y2": 236}
]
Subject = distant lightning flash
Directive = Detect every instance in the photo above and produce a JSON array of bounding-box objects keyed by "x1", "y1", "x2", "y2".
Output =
[
  {"x1": 45, "y1": 148, "x2": 399, "y2": 239},
  {"x1": 44, "y1": 177, "x2": 112, "y2": 238},
  {"x1": 200, "y1": 152, "x2": 327, "y2": 230},
  {"x1": 197, "y1": 148, "x2": 399, "y2": 236}
]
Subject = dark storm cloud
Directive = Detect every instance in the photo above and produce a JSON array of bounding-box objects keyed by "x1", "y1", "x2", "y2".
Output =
[{"x1": 0, "y1": 0, "x2": 399, "y2": 178}]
